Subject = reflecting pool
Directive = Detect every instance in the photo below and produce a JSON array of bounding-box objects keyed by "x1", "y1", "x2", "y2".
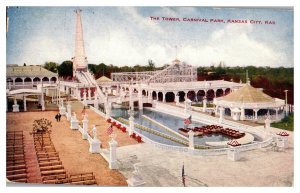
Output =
[{"x1": 111, "y1": 108, "x2": 234, "y2": 147}]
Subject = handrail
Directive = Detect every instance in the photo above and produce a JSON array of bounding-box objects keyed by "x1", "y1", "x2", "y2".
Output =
[
  {"x1": 83, "y1": 71, "x2": 106, "y2": 103},
  {"x1": 116, "y1": 117, "x2": 189, "y2": 146},
  {"x1": 141, "y1": 115, "x2": 188, "y2": 141}
]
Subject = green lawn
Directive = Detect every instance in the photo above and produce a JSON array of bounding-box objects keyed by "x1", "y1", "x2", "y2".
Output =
[{"x1": 271, "y1": 113, "x2": 294, "y2": 131}]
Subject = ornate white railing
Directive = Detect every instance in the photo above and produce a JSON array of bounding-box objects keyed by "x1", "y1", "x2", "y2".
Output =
[
  {"x1": 141, "y1": 115, "x2": 188, "y2": 141},
  {"x1": 214, "y1": 98, "x2": 285, "y2": 109},
  {"x1": 88, "y1": 102, "x2": 274, "y2": 156},
  {"x1": 83, "y1": 71, "x2": 106, "y2": 103},
  {"x1": 153, "y1": 102, "x2": 268, "y2": 138},
  {"x1": 89, "y1": 105, "x2": 106, "y2": 118}
]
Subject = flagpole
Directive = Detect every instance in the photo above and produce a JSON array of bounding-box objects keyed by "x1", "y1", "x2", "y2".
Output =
[{"x1": 182, "y1": 161, "x2": 186, "y2": 187}]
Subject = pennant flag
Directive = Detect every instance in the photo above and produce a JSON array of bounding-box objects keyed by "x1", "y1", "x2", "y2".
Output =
[
  {"x1": 184, "y1": 115, "x2": 192, "y2": 125},
  {"x1": 107, "y1": 125, "x2": 113, "y2": 135},
  {"x1": 182, "y1": 163, "x2": 186, "y2": 187},
  {"x1": 81, "y1": 106, "x2": 86, "y2": 114}
]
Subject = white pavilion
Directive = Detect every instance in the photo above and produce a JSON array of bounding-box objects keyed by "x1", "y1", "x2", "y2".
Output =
[
  {"x1": 214, "y1": 82, "x2": 285, "y2": 122},
  {"x1": 6, "y1": 65, "x2": 59, "y2": 112}
]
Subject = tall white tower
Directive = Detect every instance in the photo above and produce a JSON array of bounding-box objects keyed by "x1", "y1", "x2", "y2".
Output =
[{"x1": 72, "y1": 9, "x2": 88, "y2": 76}]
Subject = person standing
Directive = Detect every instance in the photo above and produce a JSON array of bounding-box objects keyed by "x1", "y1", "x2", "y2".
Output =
[
  {"x1": 58, "y1": 113, "x2": 61, "y2": 122},
  {"x1": 55, "y1": 113, "x2": 59, "y2": 122}
]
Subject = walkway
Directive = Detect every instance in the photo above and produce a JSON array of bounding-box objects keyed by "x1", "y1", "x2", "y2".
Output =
[
  {"x1": 6, "y1": 106, "x2": 137, "y2": 186},
  {"x1": 117, "y1": 126, "x2": 293, "y2": 186},
  {"x1": 205, "y1": 132, "x2": 254, "y2": 147},
  {"x1": 23, "y1": 133, "x2": 42, "y2": 184},
  {"x1": 169, "y1": 102, "x2": 261, "y2": 127}
]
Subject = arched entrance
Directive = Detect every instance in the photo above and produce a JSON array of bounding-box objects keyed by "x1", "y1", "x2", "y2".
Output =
[
  {"x1": 225, "y1": 88, "x2": 231, "y2": 95},
  {"x1": 33, "y1": 77, "x2": 41, "y2": 84},
  {"x1": 24, "y1": 77, "x2": 32, "y2": 84},
  {"x1": 165, "y1": 92, "x2": 175, "y2": 102},
  {"x1": 225, "y1": 108, "x2": 231, "y2": 116},
  {"x1": 216, "y1": 89, "x2": 224, "y2": 97},
  {"x1": 15, "y1": 77, "x2": 23, "y2": 85},
  {"x1": 178, "y1": 91, "x2": 185, "y2": 102},
  {"x1": 42, "y1": 77, "x2": 49, "y2": 83},
  {"x1": 206, "y1": 89, "x2": 215, "y2": 101},
  {"x1": 187, "y1": 91, "x2": 196, "y2": 101},
  {"x1": 50, "y1": 77, "x2": 57, "y2": 83},
  {"x1": 197, "y1": 90, "x2": 205, "y2": 101},
  {"x1": 152, "y1": 91, "x2": 157, "y2": 100},
  {"x1": 157, "y1": 92, "x2": 163, "y2": 101}
]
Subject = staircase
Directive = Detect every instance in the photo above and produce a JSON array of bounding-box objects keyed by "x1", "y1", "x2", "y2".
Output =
[
  {"x1": 79, "y1": 71, "x2": 107, "y2": 104},
  {"x1": 75, "y1": 71, "x2": 90, "y2": 85}
]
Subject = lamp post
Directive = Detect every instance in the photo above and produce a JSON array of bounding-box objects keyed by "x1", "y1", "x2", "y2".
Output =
[
  {"x1": 284, "y1": 90, "x2": 288, "y2": 116},
  {"x1": 129, "y1": 78, "x2": 134, "y2": 111}
]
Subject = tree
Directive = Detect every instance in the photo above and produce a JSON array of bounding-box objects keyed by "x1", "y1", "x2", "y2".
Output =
[
  {"x1": 31, "y1": 118, "x2": 52, "y2": 150},
  {"x1": 148, "y1": 59, "x2": 155, "y2": 71},
  {"x1": 44, "y1": 62, "x2": 58, "y2": 73},
  {"x1": 57, "y1": 60, "x2": 73, "y2": 78}
]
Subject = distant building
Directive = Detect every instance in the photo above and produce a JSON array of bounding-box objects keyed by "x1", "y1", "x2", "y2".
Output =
[{"x1": 6, "y1": 65, "x2": 58, "y2": 90}]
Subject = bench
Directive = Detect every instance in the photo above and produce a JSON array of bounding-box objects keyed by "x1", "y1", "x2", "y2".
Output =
[
  {"x1": 42, "y1": 173, "x2": 67, "y2": 181},
  {"x1": 6, "y1": 159, "x2": 26, "y2": 166},
  {"x1": 11, "y1": 178, "x2": 27, "y2": 183},
  {"x1": 6, "y1": 173, "x2": 27, "y2": 181},
  {"x1": 6, "y1": 168, "x2": 27, "y2": 176},
  {"x1": 68, "y1": 173, "x2": 96, "y2": 184},
  {"x1": 38, "y1": 156, "x2": 60, "y2": 163},
  {"x1": 37, "y1": 152, "x2": 59, "y2": 158},
  {"x1": 67, "y1": 179, "x2": 97, "y2": 185},
  {"x1": 43, "y1": 178, "x2": 69, "y2": 184},
  {"x1": 41, "y1": 169, "x2": 66, "y2": 176},
  {"x1": 40, "y1": 165, "x2": 64, "y2": 171},
  {"x1": 6, "y1": 149, "x2": 25, "y2": 156},
  {"x1": 6, "y1": 164, "x2": 26, "y2": 171},
  {"x1": 39, "y1": 161, "x2": 62, "y2": 167}
]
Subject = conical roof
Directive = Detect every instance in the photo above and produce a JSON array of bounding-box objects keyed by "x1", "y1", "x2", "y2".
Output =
[
  {"x1": 96, "y1": 76, "x2": 112, "y2": 83},
  {"x1": 221, "y1": 84, "x2": 274, "y2": 103}
]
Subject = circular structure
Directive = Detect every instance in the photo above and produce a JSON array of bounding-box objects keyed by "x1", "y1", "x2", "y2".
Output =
[{"x1": 214, "y1": 83, "x2": 285, "y2": 122}]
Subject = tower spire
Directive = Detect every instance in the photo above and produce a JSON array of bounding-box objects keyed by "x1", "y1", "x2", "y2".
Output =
[{"x1": 73, "y1": 9, "x2": 87, "y2": 76}]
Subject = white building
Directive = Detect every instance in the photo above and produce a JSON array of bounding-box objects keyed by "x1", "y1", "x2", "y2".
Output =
[{"x1": 214, "y1": 83, "x2": 285, "y2": 122}]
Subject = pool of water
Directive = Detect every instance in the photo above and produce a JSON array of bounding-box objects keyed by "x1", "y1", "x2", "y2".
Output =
[{"x1": 111, "y1": 108, "x2": 233, "y2": 147}]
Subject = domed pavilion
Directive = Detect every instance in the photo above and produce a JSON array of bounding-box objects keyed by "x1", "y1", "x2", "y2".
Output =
[{"x1": 214, "y1": 83, "x2": 285, "y2": 122}]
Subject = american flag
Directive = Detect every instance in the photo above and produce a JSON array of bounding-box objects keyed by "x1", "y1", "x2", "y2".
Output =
[
  {"x1": 107, "y1": 125, "x2": 113, "y2": 135},
  {"x1": 182, "y1": 163, "x2": 186, "y2": 187},
  {"x1": 81, "y1": 106, "x2": 86, "y2": 114},
  {"x1": 184, "y1": 115, "x2": 192, "y2": 125}
]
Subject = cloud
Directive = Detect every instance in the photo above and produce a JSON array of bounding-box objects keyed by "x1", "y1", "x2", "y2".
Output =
[
  {"x1": 177, "y1": 23, "x2": 291, "y2": 67},
  {"x1": 7, "y1": 7, "x2": 292, "y2": 68},
  {"x1": 85, "y1": 22, "x2": 291, "y2": 67},
  {"x1": 18, "y1": 36, "x2": 72, "y2": 64},
  {"x1": 119, "y1": 7, "x2": 164, "y2": 35}
]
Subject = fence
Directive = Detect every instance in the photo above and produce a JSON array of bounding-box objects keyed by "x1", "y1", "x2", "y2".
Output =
[{"x1": 88, "y1": 102, "x2": 274, "y2": 156}]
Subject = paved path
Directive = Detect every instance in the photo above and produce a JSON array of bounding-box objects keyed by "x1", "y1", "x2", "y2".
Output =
[
  {"x1": 6, "y1": 106, "x2": 136, "y2": 186},
  {"x1": 116, "y1": 126, "x2": 293, "y2": 187},
  {"x1": 23, "y1": 133, "x2": 42, "y2": 184}
]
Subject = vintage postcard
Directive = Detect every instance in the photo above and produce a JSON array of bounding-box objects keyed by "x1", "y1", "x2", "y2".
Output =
[{"x1": 5, "y1": 6, "x2": 294, "y2": 189}]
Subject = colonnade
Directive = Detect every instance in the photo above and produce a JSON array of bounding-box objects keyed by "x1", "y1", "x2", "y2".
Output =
[
  {"x1": 118, "y1": 86, "x2": 232, "y2": 104},
  {"x1": 216, "y1": 105, "x2": 285, "y2": 122},
  {"x1": 7, "y1": 76, "x2": 57, "y2": 88}
]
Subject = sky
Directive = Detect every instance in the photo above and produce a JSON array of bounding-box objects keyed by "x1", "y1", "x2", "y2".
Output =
[{"x1": 6, "y1": 6, "x2": 294, "y2": 67}]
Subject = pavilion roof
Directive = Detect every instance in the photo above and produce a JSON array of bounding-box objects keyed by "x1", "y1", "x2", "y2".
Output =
[
  {"x1": 96, "y1": 76, "x2": 112, "y2": 83},
  {"x1": 7, "y1": 65, "x2": 57, "y2": 78},
  {"x1": 220, "y1": 84, "x2": 274, "y2": 103}
]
